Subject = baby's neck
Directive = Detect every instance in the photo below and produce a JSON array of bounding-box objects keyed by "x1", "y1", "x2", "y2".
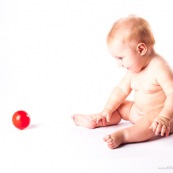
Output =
[
  {"x1": 142, "y1": 47, "x2": 156, "y2": 68},
  {"x1": 147, "y1": 47, "x2": 155, "y2": 58}
]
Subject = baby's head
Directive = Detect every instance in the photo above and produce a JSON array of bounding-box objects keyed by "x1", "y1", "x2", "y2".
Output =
[
  {"x1": 107, "y1": 15, "x2": 156, "y2": 72},
  {"x1": 107, "y1": 15, "x2": 155, "y2": 48}
]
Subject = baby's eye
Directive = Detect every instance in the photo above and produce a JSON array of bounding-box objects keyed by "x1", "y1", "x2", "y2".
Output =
[{"x1": 115, "y1": 56, "x2": 123, "y2": 60}]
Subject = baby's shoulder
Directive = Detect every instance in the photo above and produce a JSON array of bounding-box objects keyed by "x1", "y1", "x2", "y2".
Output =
[
  {"x1": 150, "y1": 54, "x2": 169, "y2": 69},
  {"x1": 150, "y1": 54, "x2": 173, "y2": 76}
]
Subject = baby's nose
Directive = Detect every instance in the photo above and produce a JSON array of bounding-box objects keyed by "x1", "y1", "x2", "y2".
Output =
[{"x1": 117, "y1": 60, "x2": 123, "y2": 67}]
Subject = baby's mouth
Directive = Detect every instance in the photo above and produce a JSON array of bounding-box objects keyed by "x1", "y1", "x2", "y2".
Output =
[{"x1": 124, "y1": 67, "x2": 129, "y2": 70}]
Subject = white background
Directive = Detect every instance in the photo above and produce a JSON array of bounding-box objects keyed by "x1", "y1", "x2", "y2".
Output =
[{"x1": 0, "y1": 0, "x2": 173, "y2": 172}]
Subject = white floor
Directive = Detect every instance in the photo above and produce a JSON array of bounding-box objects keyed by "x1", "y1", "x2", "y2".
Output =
[
  {"x1": 0, "y1": 0, "x2": 173, "y2": 172},
  {"x1": 1, "y1": 115, "x2": 173, "y2": 173}
]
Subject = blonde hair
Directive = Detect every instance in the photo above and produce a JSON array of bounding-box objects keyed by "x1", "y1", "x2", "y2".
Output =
[{"x1": 107, "y1": 15, "x2": 155, "y2": 46}]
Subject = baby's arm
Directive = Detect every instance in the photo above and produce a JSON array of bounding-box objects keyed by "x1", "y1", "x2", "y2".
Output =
[
  {"x1": 151, "y1": 92, "x2": 173, "y2": 136},
  {"x1": 150, "y1": 61, "x2": 173, "y2": 136},
  {"x1": 96, "y1": 72, "x2": 132, "y2": 123}
]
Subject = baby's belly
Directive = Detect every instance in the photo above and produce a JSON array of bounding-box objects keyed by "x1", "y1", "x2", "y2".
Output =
[{"x1": 133, "y1": 90, "x2": 166, "y2": 114}]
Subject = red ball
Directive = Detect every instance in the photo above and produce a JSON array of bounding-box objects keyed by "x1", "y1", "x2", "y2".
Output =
[{"x1": 12, "y1": 110, "x2": 30, "y2": 130}]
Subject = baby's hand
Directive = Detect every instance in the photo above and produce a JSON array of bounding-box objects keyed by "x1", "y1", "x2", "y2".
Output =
[
  {"x1": 96, "y1": 108, "x2": 113, "y2": 126},
  {"x1": 150, "y1": 116, "x2": 170, "y2": 137}
]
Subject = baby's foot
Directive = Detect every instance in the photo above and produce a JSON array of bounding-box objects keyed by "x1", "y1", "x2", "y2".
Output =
[
  {"x1": 103, "y1": 131, "x2": 125, "y2": 149},
  {"x1": 71, "y1": 114, "x2": 98, "y2": 129}
]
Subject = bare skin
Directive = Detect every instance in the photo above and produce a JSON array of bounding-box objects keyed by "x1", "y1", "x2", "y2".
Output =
[
  {"x1": 72, "y1": 52, "x2": 173, "y2": 149},
  {"x1": 72, "y1": 16, "x2": 173, "y2": 149},
  {"x1": 102, "y1": 105, "x2": 173, "y2": 149},
  {"x1": 72, "y1": 101, "x2": 173, "y2": 149}
]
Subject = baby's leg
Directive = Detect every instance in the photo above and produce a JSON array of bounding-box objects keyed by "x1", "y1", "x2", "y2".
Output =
[
  {"x1": 72, "y1": 100, "x2": 133, "y2": 129},
  {"x1": 72, "y1": 111, "x2": 121, "y2": 129},
  {"x1": 104, "y1": 108, "x2": 161, "y2": 149}
]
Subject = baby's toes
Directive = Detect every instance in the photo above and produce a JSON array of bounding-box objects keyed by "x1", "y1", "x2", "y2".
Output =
[
  {"x1": 107, "y1": 139, "x2": 115, "y2": 148},
  {"x1": 71, "y1": 114, "x2": 76, "y2": 120},
  {"x1": 103, "y1": 135, "x2": 114, "y2": 146},
  {"x1": 89, "y1": 119, "x2": 97, "y2": 128},
  {"x1": 103, "y1": 135, "x2": 111, "y2": 142},
  {"x1": 108, "y1": 143, "x2": 115, "y2": 149},
  {"x1": 71, "y1": 114, "x2": 78, "y2": 125},
  {"x1": 104, "y1": 134, "x2": 119, "y2": 149},
  {"x1": 107, "y1": 138, "x2": 113, "y2": 145}
]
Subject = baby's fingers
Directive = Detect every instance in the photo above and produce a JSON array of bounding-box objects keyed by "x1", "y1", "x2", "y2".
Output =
[
  {"x1": 165, "y1": 127, "x2": 170, "y2": 137},
  {"x1": 160, "y1": 125, "x2": 170, "y2": 137},
  {"x1": 155, "y1": 123, "x2": 162, "y2": 135},
  {"x1": 160, "y1": 125, "x2": 167, "y2": 136},
  {"x1": 96, "y1": 115, "x2": 102, "y2": 124},
  {"x1": 102, "y1": 116, "x2": 107, "y2": 126},
  {"x1": 149, "y1": 121, "x2": 158, "y2": 132},
  {"x1": 96, "y1": 115, "x2": 106, "y2": 126},
  {"x1": 106, "y1": 115, "x2": 111, "y2": 122}
]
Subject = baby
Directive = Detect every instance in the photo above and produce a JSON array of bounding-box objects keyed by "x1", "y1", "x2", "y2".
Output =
[{"x1": 72, "y1": 15, "x2": 173, "y2": 149}]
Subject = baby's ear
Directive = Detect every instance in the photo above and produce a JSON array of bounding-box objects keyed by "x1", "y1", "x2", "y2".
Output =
[{"x1": 136, "y1": 43, "x2": 147, "y2": 56}]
